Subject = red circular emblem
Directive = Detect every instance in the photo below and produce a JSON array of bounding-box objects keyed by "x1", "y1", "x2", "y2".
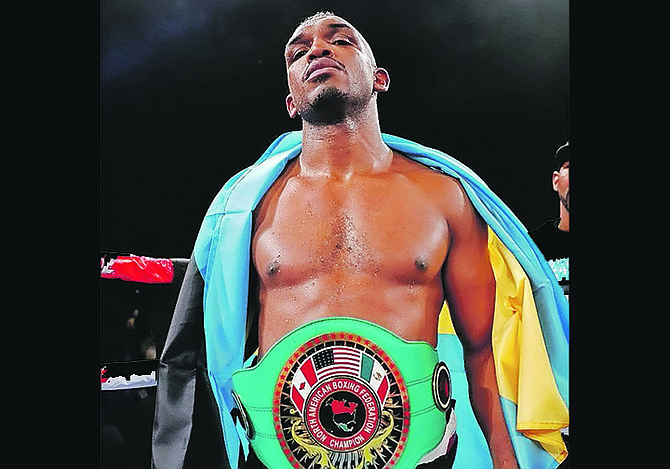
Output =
[
  {"x1": 273, "y1": 332, "x2": 410, "y2": 469},
  {"x1": 305, "y1": 376, "x2": 381, "y2": 452}
]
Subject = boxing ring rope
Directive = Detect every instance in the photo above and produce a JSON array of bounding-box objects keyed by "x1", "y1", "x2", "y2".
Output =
[{"x1": 100, "y1": 254, "x2": 188, "y2": 391}]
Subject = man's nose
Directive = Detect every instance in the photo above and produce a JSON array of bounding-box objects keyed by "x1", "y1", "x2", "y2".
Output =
[{"x1": 308, "y1": 40, "x2": 332, "y2": 61}]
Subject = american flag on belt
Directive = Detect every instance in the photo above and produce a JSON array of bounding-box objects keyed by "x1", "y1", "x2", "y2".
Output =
[
  {"x1": 290, "y1": 347, "x2": 361, "y2": 412},
  {"x1": 289, "y1": 346, "x2": 391, "y2": 415},
  {"x1": 312, "y1": 347, "x2": 362, "y2": 379}
]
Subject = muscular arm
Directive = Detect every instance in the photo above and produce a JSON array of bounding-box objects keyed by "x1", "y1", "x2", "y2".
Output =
[{"x1": 442, "y1": 184, "x2": 519, "y2": 469}]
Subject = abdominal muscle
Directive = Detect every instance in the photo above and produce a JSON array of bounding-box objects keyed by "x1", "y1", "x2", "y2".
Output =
[{"x1": 256, "y1": 272, "x2": 444, "y2": 357}]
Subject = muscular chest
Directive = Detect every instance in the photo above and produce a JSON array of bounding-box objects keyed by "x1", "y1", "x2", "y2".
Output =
[{"x1": 252, "y1": 173, "x2": 450, "y2": 285}]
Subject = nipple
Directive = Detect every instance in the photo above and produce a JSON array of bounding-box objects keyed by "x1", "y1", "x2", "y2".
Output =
[{"x1": 267, "y1": 258, "x2": 281, "y2": 276}]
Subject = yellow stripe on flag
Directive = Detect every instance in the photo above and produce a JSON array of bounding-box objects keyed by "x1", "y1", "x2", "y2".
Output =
[
  {"x1": 437, "y1": 228, "x2": 568, "y2": 463},
  {"x1": 437, "y1": 302, "x2": 456, "y2": 335}
]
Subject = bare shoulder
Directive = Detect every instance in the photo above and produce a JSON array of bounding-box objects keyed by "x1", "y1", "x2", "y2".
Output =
[
  {"x1": 253, "y1": 158, "x2": 300, "y2": 220},
  {"x1": 392, "y1": 151, "x2": 472, "y2": 219}
]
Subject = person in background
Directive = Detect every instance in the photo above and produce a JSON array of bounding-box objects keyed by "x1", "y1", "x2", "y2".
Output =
[
  {"x1": 529, "y1": 140, "x2": 569, "y2": 467},
  {"x1": 530, "y1": 140, "x2": 569, "y2": 298}
]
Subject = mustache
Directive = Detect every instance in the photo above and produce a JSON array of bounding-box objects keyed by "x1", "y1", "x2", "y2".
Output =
[{"x1": 302, "y1": 57, "x2": 345, "y2": 82}]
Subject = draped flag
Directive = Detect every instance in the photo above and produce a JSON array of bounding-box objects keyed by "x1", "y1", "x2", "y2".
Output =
[{"x1": 153, "y1": 131, "x2": 569, "y2": 469}]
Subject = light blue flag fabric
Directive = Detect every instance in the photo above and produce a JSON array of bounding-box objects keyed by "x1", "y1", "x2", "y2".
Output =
[{"x1": 192, "y1": 131, "x2": 568, "y2": 469}]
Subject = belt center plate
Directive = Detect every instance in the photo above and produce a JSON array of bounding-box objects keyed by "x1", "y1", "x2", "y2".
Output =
[{"x1": 273, "y1": 332, "x2": 410, "y2": 469}]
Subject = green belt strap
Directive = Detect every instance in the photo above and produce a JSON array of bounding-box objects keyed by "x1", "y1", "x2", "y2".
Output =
[{"x1": 232, "y1": 317, "x2": 450, "y2": 469}]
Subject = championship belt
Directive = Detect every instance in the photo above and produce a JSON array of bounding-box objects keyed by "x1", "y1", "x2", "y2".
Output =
[{"x1": 231, "y1": 317, "x2": 453, "y2": 469}]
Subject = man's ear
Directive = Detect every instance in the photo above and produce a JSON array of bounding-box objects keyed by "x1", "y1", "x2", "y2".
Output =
[
  {"x1": 373, "y1": 68, "x2": 390, "y2": 93},
  {"x1": 552, "y1": 171, "x2": 560, "y2": 192},
  {"x1": 286, "y1": 94, "x2": 299, "y2": 118}
]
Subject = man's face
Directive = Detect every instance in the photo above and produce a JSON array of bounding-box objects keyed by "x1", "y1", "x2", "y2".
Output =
[
  {"x1": 552, "y1": 161, "x2": 570, "y2": 212},
  {"x1": 283, "y1": 15, "x2": 389, "y2": 123}
]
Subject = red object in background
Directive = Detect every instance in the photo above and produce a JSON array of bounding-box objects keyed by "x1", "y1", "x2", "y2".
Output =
[{"x1": 100, "y1": 255, "x2": 174, "y2": 284}]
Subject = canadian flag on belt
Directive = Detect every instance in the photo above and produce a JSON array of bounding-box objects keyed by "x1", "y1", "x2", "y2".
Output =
[{"x1": 290, "y1": 347, "x2": 390, "y2": 414}]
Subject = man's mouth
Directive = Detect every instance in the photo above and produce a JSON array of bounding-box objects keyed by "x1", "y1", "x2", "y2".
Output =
[{"x1": 303, "y1": 57, "x2": 344, "y2": 82}]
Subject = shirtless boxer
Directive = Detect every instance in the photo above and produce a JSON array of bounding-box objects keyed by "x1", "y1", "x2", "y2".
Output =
[
  {"x1": 150, "y1": 11, "x2": 568, "y2": 469},
  {"x1": 245, "y1": 12, "x2": 518, "y2": 469}
]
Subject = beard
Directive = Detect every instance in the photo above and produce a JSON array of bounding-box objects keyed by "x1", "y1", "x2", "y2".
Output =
[
  {"x1": 298, "y1": 86, "x2": 367, "y2": 126},
  {"x1": 560, "y1": 190, "x2": 570, "y2": 212}
]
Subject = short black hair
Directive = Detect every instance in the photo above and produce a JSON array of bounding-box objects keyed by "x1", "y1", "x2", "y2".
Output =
[
  {"x1": 289, "y1": 11, "x2": 377, "y2": 67},
  {"x1": 554, "y1": 141, "x2": 569, "y2": 170}
]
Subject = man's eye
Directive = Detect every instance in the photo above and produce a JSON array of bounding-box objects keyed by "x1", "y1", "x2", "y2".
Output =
[
  {"x1": 333, "y1": 39, "x2": 351, "y2": 46},
  {"x1": 289, "y1": 50, "x2": 307, "y2": 63}
]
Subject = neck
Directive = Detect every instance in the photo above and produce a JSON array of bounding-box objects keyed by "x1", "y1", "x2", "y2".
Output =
[
  {"x1": 299, "y1": 104, "x2": 392, "y2": 178},
  {"x1": 557, "y1": 203, "x2": 569, "y2": 232}
]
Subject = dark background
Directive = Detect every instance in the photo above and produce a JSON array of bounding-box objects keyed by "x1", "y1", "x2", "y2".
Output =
[{"x1": 101, "y1": 0, "x2": 569, "y2": 258}]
